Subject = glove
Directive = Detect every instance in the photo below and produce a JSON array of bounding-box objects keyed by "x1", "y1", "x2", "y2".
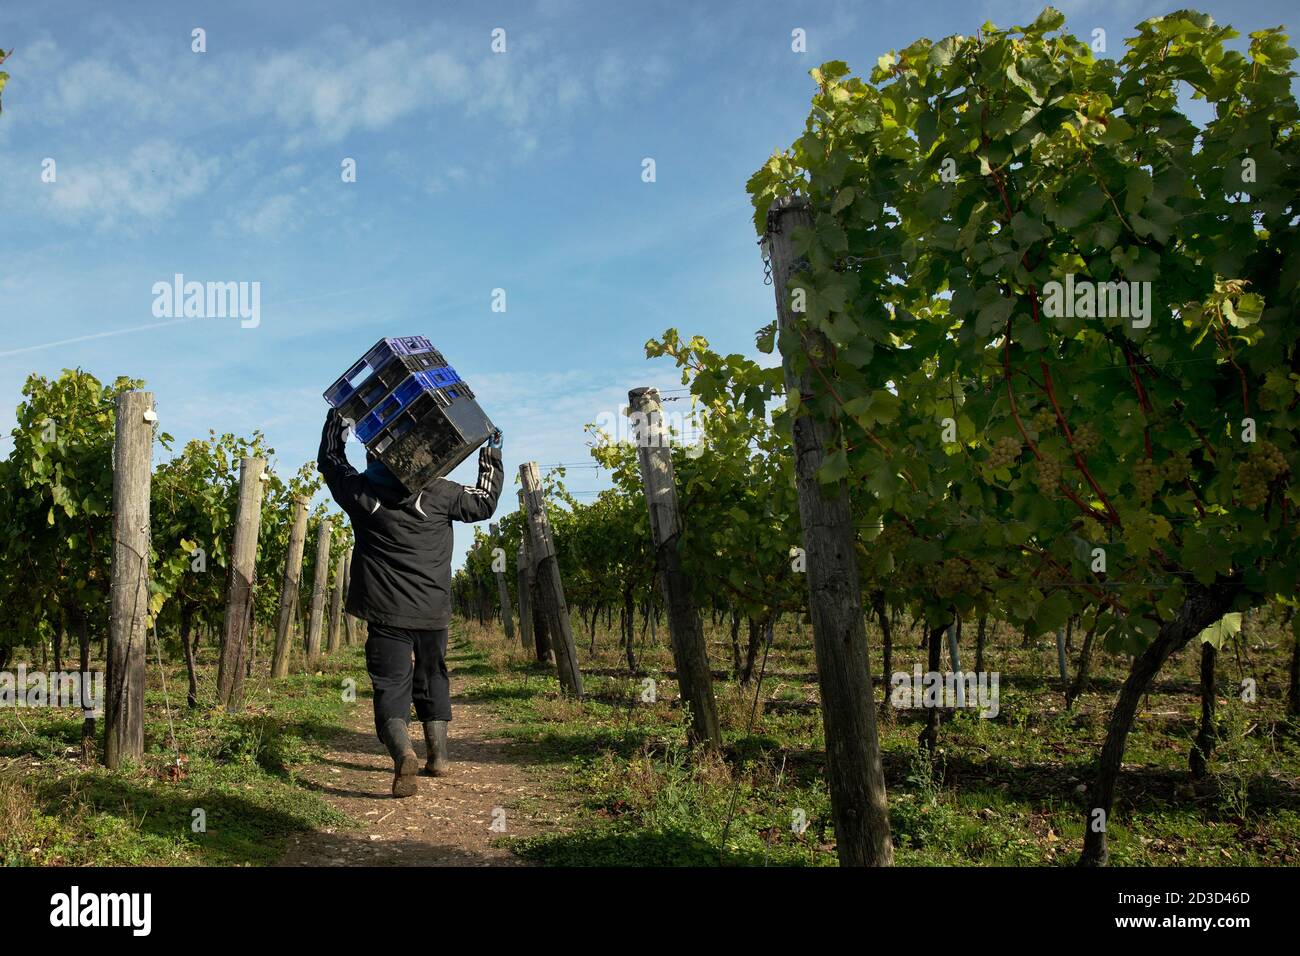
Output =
[
  {"x1": 326, "y1": 407, "x2": 355, "y2": 440},
  {"x1": 488, "y1": 428, "x2": 503, "y2": 449}
]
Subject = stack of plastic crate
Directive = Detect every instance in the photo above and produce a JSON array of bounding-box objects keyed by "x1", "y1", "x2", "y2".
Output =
[{"x1": 323, "y1": 336, "x2": 496, "y2": 490}]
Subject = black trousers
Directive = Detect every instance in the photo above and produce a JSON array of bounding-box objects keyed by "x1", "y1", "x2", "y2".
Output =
[{"x1": 364, "y1": 623, "x2": 451, "y2": 737}]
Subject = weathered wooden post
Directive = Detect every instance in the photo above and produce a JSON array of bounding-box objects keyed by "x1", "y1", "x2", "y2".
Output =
[
  {"x1": 105, "y1": 391, "x2": 154, "y2": 769},
  {"x1": 327, "y1": 551, "x2": 344, "y2": 653},
  {"x1": 271, "y1": 495, "x2": 309, "y2": 678},
  {"x1": 304, "y1": 517, "x2": 332, "y2": 671},
  {"x1": 520, "y1": 499, "x2": 554, "y2": 665},
  {"x1": 1055, "y1": 627, "x2": 1069, "y2": 683},
  {"x1": 341, "y1": 546, "x2": 355, "y2": 646},
  {"x1": 516, "y1": 541, "x2": 533, "y2": 652},
  {"x1": 216, "y1": 457, "x2": 266, "y2": 711},
  {"x1": 1288, "y1": 611, "x2": 1300, "y2": 718},
  {"x1": 872, "y1": 592, "x2": 893, "y2": 690},
  {"x1": 627, "y1": 386, "x2": 721, "y2": 750},
  {"x1": 490, "y1": 522, "x2": 516, "y2": 642},
  {"x1": 946, "y1": 623, "x2": 965, "y2": 709},
  {"x1": 920, "y1": 621, "x2": 944, "y2": 752},
  {"x1": 519, "y1": 463, "x2": 582, "y2": 695},
  {"x1": 1190, "y1": 641, "x2": 1218, "y2": 779},
  {"x1": 767, "y1": 195, "x2": 893, "y2": 866}
]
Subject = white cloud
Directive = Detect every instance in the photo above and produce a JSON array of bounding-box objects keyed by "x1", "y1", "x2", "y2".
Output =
[
  {"x1": 2, "y1": 21, "x2": 676, "y2": 233},
  {"x1": 16, "y1": 24, "x2": 673, "y2": 148},
  {"x1": 42, "y1": 141, "x2": 218, "y2": 229},
  {"x1": 234, "y1": 192, "x2": 299, "y2": 238},
  {"x1": 245, "y1": 35, "x2": 474, "y2": 144},
  {"x1": 471, "y1": 365, "x2": 693, "y2": 469}
]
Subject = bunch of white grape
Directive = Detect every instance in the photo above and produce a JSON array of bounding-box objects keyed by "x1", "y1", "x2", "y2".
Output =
[
  {"x1": 1034, "y1": 456, "x2": 1062, "y2": 493},
  {"x1": 986, "y1": 435, "x2": 1022, "y2": 470},
  {"x1": 1071, "y1": 422, "x2": 1100, "y2": 455},
  {"x1": 1031, "y1": 406, "x2": 1056, "y2": 435},
  {"x1": 1161, "y1": 452, "x2": 1192, "y2": 484},
  {"x1": 1236, "y1": 440, "x2": 1289, "y2": 509},
  {"x1": 1132, "y1": 458, "x2": 1162, "y2": 503}
]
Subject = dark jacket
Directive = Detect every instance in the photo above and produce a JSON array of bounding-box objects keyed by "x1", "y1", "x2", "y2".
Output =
[{"x1": 317, "y1": 409, "x2": 503, "y2": 629}]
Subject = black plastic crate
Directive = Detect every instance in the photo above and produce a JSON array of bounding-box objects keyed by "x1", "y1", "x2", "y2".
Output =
[
  {"x1": 323, "y1": 337, "x2": 494, "y2": 490},
  {"x1": 323, "y1": 337, "x2": 449, "y2": 425},
  {"x1": 353, "y1": 366, "x2": 467, "y2": 444},
  {"x1": 369, "y1": 380, "x2": 495, "y2": 490}
]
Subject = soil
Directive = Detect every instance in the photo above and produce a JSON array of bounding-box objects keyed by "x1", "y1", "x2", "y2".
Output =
[{"x1": 279, "y1": 690, "x2": 549, "y2": 867}]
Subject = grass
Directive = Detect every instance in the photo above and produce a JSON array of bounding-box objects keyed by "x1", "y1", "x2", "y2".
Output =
[
  {"x1": 0, "y1": 639, "x2": 369, "y2": 866},
  {"x1": 4, "y1": 610, "x2": 1296, "y2": 867},
  {"x1": 455, "y1": 610, "x2": 1300, "y2": 867}
]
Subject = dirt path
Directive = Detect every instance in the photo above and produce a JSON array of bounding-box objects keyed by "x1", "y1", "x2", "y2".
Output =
[{"x1": 279, "y1": 678, "x2": 549, "y2": 867}]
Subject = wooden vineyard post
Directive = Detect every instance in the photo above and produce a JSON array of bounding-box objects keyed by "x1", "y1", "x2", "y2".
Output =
[
  {"x1": 341, "y1": 546, "x2": 355, "y2": 646},
  {"x1": 627, "y1": 386, "x2": 721, "y2": 750},
  {"x1": 105, "y1": 391, "x2": 155, "y2": 769},
  {"x1": 767, "y1": 195, "x2": 894, "y2": 866},
  {"x1": 216, "y1": 457, "x2": 266, "y2": 711},
  {"x1": 520, "y1": 491, "x2": 554, "y2": 665},
  {"x1": 946, "y1": 623, "x2": 966, "y2": 708},
  {"x1": 519, "y1": 463, "x2": 582, "y2": 695},
  {"x1": 490, "y1": 522, "x2": 516, "y2": 642},
  {"x1": 516, "y1": 541, "x2": 533, "y2": 652},
  {"x1": 1055, "y1": 627, "x2": 1069, "y2": 683},
  {"x1": 872, "y1": 593, "x2": 893, "y2": 691},
  {"x1": 304, "y1": 517, "x2": 332, "y2": 671},
  {"x1": 326, "y1": 553, "x2": 344, "y2": 653},
  {"x1": 271, "y1": 496, "x2": 309, "y2": 677}
]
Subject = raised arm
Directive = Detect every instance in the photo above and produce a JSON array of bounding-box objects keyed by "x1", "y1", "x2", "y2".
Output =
[
  {"x1": 447, "y1": 432, "x2": 504, "y2": 523},
  {"x1": 317, "y1": 408, "x2": 368, "y2": 516}
]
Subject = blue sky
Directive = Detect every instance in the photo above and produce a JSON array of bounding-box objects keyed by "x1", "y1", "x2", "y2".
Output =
[{"x1": 1, "y1": 0, "x2": 1295, "y2": 569}]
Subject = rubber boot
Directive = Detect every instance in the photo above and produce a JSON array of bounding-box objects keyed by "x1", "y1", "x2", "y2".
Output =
[
  {"x1": 421, "y1": 720, "x2": 450, "y2": 777},
  {"x1": 379, "y1": 718, "x2": 419, "y2": 798}
]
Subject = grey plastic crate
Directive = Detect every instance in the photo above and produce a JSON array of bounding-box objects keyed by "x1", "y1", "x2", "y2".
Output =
[{"x1": 369, "y1": 381, "x2": 495, "y2": 490}]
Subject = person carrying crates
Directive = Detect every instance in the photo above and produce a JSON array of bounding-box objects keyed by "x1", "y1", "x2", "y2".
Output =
[{"x1": 317, "y1": 407, "x2": 504, "y2": 797}]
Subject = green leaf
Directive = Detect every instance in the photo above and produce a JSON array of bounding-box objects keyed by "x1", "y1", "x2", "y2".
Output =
[
  {"x1": 1099, "y1": 116, "x2": 1133, "y2": 144},
  {"x1": 1010, "y1": 210, "x2": 1051, "y2": 247},
  {"x1": 867, "y1": 465, "x2": 900, "y2": 499},
  {"x1": 830, "y1": 187, "x2": 856, "y2": 214},
  {"x1": 1225, "y1": 293, "x2": 1264, "y2": 328},
  {"x1": 1197, "y1": 613, "x2": 1242, "y2": 649},
  {"x1": 975, "y1": 296, "x2": 1014, "y2": 337},
  {"x1": 818, "y1": 448, "x2": 849, "y2": 484},
  {"x1": 868, "y1": 391, "x2": 901, "y2": 424},
  {"x1": 928, "y1": 36, "x2": 960, "y2": 71},
  {"x1": 1030, "y1": 7, "x2": 1066, "y2": 33},
  {"x1": 1034, "y1": 590, "x2": 1072, "y2": 633}
]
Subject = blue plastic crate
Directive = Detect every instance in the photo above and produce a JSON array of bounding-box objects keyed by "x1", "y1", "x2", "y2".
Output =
[
  {"x1": 323, "y1": 336, "x2": 444, "y2": 411},
  {"x1": 423, "y1": 365, "x2": 462, "y2": 389},
  {"x1": 323, "y1": 337, "x2": 493, "y2": 489},
  {"x1": 353, "y1": 367, "x2": 471, "y2": 444}
]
